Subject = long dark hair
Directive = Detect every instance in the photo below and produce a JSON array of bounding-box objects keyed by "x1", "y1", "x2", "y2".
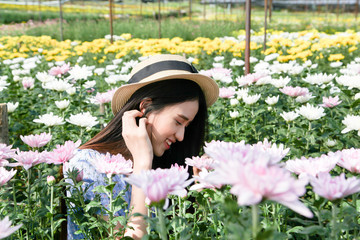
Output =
[{"x1": 80, "y1": 79, "x2": 208, "y2": 169}]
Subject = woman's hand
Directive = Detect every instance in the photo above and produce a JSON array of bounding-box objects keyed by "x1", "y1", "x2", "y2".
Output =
[{"x1": 122, "y1": 110, "x2": 153, "y2": 171}]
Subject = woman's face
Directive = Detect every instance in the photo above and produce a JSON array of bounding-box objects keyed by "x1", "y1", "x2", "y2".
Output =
[{"x1": 145, "y1": 100, "x2": 199, "y2": 157}]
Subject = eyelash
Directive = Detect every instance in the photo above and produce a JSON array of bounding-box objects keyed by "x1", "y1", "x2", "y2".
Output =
[{"x1": 175, "y1": 120, "x2": 182, "y2": 126}]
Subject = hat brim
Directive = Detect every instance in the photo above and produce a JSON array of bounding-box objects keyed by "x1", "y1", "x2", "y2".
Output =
[{"x1": 111, "y1": 72, "x2": 219, "y2": 115}]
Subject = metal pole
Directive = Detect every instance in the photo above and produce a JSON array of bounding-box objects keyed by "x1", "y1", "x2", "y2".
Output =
[
  {"x1": 245, "y1": 0, "x2": 251, "y2": 75},
  {"x1": 59, "y1": 0, "x2": 64, "y2": 41},
  {"x1": 158, "y1": 0, "x2": 161, "y2": 38},
  {"x1": 109, "y1": 0, "x2": 114, "y2": 43},
  {"x1": 263, "y1": 0, "x2": 268, "y2": 52}
]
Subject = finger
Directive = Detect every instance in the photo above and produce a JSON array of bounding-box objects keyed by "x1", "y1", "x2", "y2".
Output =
[
  {"x1": 122, "y1": 110, "x2": 143, "y2": 129},
  {"x1": 138, "y1": 117, "x2": 148, "y2": 131}
]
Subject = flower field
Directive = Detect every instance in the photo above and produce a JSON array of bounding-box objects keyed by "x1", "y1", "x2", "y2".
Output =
[{"x1": 1, "y1": 28, "x2": 360, "y2": 239}]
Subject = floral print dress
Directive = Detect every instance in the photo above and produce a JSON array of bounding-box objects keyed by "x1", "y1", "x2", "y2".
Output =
[{"x1": 65, "y1": 149, "x2": 132, "y2": 240}]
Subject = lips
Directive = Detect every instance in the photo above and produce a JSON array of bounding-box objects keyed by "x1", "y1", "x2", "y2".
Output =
[{"x1": 165, "y1": 139, "x2": 172, "y2": 149}]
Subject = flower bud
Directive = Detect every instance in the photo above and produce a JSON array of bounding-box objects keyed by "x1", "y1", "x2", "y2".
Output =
[
  {"x1": 76, "y1": 169, "x2": 84, "y2": 182},
  {"x1": 47, "y1": 176, "x2": 56, "y2": 186}
]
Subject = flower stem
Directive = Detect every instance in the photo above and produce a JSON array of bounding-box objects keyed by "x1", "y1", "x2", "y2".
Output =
[
  {"x1": 50, "y1": 185, "x2": 54, "y2": 240},
  {"x1": 353, "y1": 193, "x2": 358, "y2": 238},
  {"x1": 252, "y1": 205, "x2": 259, "y2": 239},
  {"x1": 156, "y1": 206, "x2": 168, "y2": 240},
  {"x1": 27, "y1": 169, "x2": 32, "y2": 238},
  {"x1": 331, "y1": 203, "x2": 338, "y2": 240},
  {"x1": 306, "y1": 121, "x2": 312, "y2": 153},
  {"x1": 109, "y1": 176, "x2": 114, "y2": 239}
]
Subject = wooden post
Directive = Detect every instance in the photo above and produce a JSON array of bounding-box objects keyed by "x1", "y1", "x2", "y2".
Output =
[
  {"x1": 356, "y1": 0, "x2": 359, "y2": 20},
  {"x1": 38, "y1": 0, "x2": 41, "y2": 21},
  {"x1": 0, "y1": 104, "x2": 9, "y2": 145},
  {"x1": 336, "y1": 0, "x2": 339, "y2": 21},
  {"x1": 268, "y1": 0, "x2": 272, "y2": 22},
  {"x1": 189, "y1": 0, "x2": 192, "y2": 20},
  {"x1": 263, "y1": 0, "x2": 268, "y2": 52},
  {"x1": 245, "y1": 0, "x2": 251, "y2": 75},
  {"x1": 203, "y1": 0, "x2": 206, "y2": 20},
  {"x1": 109, "y1": 0, "x2": 114, "y2": 43},
  {"x1": 158, "y1": 0, "x2": 161, "y2": 38},
  {"x1": 59, "y1": 0, "x2": 64, "y2": 41}
]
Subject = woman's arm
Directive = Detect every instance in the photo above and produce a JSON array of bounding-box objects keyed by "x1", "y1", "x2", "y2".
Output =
[{"x1": 121, "y1": 110, "x2": 153, "y2": 239}]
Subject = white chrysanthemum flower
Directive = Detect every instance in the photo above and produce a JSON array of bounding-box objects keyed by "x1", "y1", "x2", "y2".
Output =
[
  {"x1": 67, "y1": 65, "x2": 93, "y2": 81},
  {"x1": 230, "y1": 98, "x2": 239, "y2": 106},
  {"x1": 212, "y1": 72, "x2": 232, "y2": 83},
  {"x1": 340, "y1": 63, "x2": 360, "y2": 76},
  {"x1": 265, "y1": 95, "x2": 279, "y2": 105},
  {"x1": 214, "y1": 56, "x2": 224, "y2": 62},
  {"x1": 354, "y1": 93, "x2": 360, "y2": 100},
  {"x1": 112, "y1": 59, "x2": 123, "y2": 65},
  {"x1": 83, "y1": 80, "x2": 96, "y2": 89},
  {"x1": 212, "y1": 62, "x2": 223, "y2": 68},
  {"x1": 66, "y1": 87, "x2": 76, "y2": 95},
  {"x1": 229, "y1": 111, "x2": 239, "y2": 118},
  {"x1": 94, "y1": 68, "x2": 105, "y2": 75},
  {"x1": 250, "y1": 57, "x2": 258, "y2": 63},
  {"x1": 342, "y1": 115, "x2": 360, "y2": 136},
  {"x1": 295, "y1": 93, "x2": 315, "y2": 103},
  {"x1": 303, "y1": 73, "x2": 336, "y2": 85},
  {"x1": 297, "y1": 103, "x2": 326, "y2": 120},
  {"x1": 33, "y1": 113, "x2": 65, "y2": 126},
  {"x1": 55, "y1": 99, "x2": 70, "y2": 109},
  {"x1": 66, "y1": 112, "x2": 99, "y2": 128},
  {"x1": 243, "y1": 94, "x2": 261, "y2": 105},
  {"x1": 325, "y1": 139, "x2": 337, "y2": 147},
  {"x1": 280, "y1": 111, "x2": 299, "y2": 122},
  {"x1": 270, "y1": 76, "x2": 291, "y2": 88},
  {"x1": 336, "y1": 75, "x2": 360, "y2": 90},
  {"x1": 7, "y1": 102, "x2": 19, "y2": 113},
  {"x1": 0, "y1": 79, "x2": 9, "y2": 91},
  {"x1": 229, "y1": 58, "x2": 245, "y2": 66},
  {"x1": 264, "y1": 53, "x2": 279, "y2": 62},
  {"x1": 36, "y1": 72, "x2": 56, "y2": 84},
  {"x1": 236, "y1": 88, "x2": 249, "y2": 100},
  {"x1": 330, "y1": 62, "x2": 343, "y2": 68},
  {"x1": 106, "y1": 65, "x2": 118, "y2": 71},
  {"x1": 22, "y1": 61, "x2": 37, "y2": 70},
  {"x1": 43, "y1": 80, "x2": 73, "y2": 92},
  {"x1": 105, "y1": 75, "x2": 124, "y2": 85}
]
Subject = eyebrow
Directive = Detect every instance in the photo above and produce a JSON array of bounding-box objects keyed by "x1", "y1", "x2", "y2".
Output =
[{"x1": 177, "y1": 114, "x2": 189, "y2": 121}]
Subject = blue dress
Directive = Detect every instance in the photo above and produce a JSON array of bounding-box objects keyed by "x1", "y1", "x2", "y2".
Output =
[{"x1": 65, "y1": 149, "x2": 132, "y2": 240}]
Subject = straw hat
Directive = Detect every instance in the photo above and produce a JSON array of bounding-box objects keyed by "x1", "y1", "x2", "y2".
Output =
[{"x1": 111, "y1": 54, "x2": 219, "y2": 115}]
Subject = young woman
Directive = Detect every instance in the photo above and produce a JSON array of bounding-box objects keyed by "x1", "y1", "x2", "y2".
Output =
[{"x1": 66, "y1": 54, "x2": 219, "y2": 239}]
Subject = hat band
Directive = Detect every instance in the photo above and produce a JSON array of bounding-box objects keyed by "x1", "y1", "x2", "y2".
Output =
[{"x1": 128, "y1": 60, "x2": 198, "y2": 84}]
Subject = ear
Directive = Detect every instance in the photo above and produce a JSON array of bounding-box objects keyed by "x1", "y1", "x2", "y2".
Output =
[{"x1": 139, "y1": 98, "x2": 152, "y2": 114}]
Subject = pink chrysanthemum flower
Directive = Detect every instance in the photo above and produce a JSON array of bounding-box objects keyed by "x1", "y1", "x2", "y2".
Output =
[
  {"x1": 47, "y1": 140, "x2": 81, "y2": 165},
  {"x1": 0, "y1": 167, "x2": 17, "y2": 186},
  {"x1": 252, "y1": 138, "x2": 290, "y2": 164},
  {"x1": 236, "y1": 72, "x2": 267, "y2": 87},
  {"x1": 0, "y1": 144, "x2": 16, "y2": 167},
  {"x1": 190, "y1": 169, "x2": 221, "y2": 191},
  {"x1": 320, "y1": 96, "x2": 342, "y2": 108},
  {"x1": 93, "y1": 88, "x2": 117, "y2": 104},
  {"x1": 185, "y1": 155, "x2": 215, "y2": 170},
  {"x1": 10, "y1": 150, "x2": 42, "y2": 170},
  {"x1": 49, "y1": 63, "x2": 70, "y2": 76},
  {"x1": 0, "y1": 216, "x2": 22, "y2": 239},
  {"x1": 335, "y1": 148, "x2": 360, "y2": 173},
  {"x1": 310, "y1": 172, "x2": 360, "y2": 201},
  {"x1": 124, "y1": 164, "x2": 193, "y2": 208},
  {"x1": 219, "y1": 87, "x2": 236, "y2": 98},
  {"x1": 91, "y1": 152, "x2": 133, "y2": 178},
  {"x1": 279, "y1": 86, "x2": 309, "y2": 97},
  {"x1": 285, "y1": 154, "x2": 339, "y2": 178},
  {"x1": 20, "y1": 132, "x2": 52, "y2": 148}
]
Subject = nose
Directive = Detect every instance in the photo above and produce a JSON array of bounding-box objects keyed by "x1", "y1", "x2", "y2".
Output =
[{"x1": 175, "y1": 126, "x2": 185, "y2": 142}]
